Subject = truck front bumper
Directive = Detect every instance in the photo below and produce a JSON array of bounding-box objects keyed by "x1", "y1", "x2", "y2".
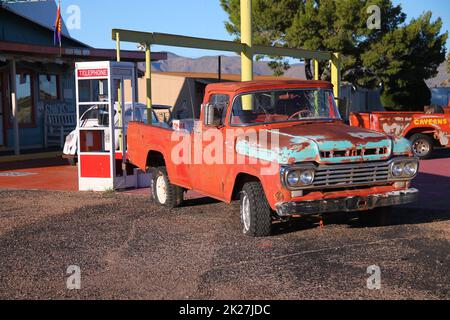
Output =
[{"x1": 275, "y1": 188, "x2": 419, "y2": 217}]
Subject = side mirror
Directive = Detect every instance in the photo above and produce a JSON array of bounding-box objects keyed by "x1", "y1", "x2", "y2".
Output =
[{"x1": 203, "y1": 103, "x2": 224, "y2": 127}]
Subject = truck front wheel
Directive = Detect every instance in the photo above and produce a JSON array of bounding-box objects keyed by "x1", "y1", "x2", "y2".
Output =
[
  {"x1": 410, "y1": 134, "x2": 434, "y2": 159},
  {"x1": 151, "y1": 167, "x2": 184, "y2": 208},
  {"x1": 240, "y1": 182, "x2": 272, "y2": 237}
]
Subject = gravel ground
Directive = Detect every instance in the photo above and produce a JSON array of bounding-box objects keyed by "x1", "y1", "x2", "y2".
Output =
[{"x1": 0, "y1": 187, "x2": 448, "y2": 300}]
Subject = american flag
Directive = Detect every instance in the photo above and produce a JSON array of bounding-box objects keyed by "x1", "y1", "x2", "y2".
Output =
[{"x1": 54, "y1": 1, "x2": 62, "y2": 47}]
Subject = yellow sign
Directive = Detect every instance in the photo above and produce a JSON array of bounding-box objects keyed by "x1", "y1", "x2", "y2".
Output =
[{"x1": 413, "y1": 118, "x2": 448, "y2": 126}]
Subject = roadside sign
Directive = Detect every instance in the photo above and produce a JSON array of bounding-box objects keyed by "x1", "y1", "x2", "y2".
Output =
[{"x1": 77, "y1": 68, "x2": 109, "y2": 78}]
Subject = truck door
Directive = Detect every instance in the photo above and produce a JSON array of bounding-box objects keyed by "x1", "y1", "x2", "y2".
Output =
[{"x1": 189, "y1": 94, "x2": 229, "y2": 200}]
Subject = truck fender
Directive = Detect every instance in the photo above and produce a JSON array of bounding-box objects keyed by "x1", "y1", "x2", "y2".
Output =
[
  {"x1": 226, "y1": 171, "x2": 276, "y2": 209},
  {"x1": 405, "y1": 127, "x2": 446, "y2": 146},
  {"x1": 405, "y1": 127, "x2": 436, "y2": 139},
  {"x1": 146, "y1": 150, "x2": 166, "y2": 169}
]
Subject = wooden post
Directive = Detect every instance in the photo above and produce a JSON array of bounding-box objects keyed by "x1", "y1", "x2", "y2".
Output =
[
  {"x1": 240, "y1": 0, "x2": 253, "y2": 82},
  {"x1": 331, "y1": 53, "x2": 341, "y2": 99},
  {"x1": 116, "y1": 32, "x2": 121, "y2": 62},
  {"x1": 218, "y1": 56, "x2": 222, "y2": 82},
  {"x1": 116, "y1": 35, "x2": 124, "y2": 151},
  {"x1": 146, "y1": 44, "x2": 153, "y2": 125},
  {"x1": 314, "y1": 60, "x2": 319, "y2": 81},
  {"x1": 241, "y1": 0, "x2": 253, "y2": 111},
  {"x1": 10, "y1": 59, "x2": 20, "y2": 156}
]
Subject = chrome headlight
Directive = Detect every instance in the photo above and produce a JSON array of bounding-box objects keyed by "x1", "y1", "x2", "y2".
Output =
[
  {"x1": 299, "y1": 170, "x2": 315, "y2": 185},
  {"x1": 389, "y1": 159, "x2": 419, "y2": 179},
  {"x1": 391, "y1": 163, "x2": 404, "y2": 177},
  {"x1": 283, "y1": 167, "x2": 316, "y2": 189},
  {"x1": 287, "y1": 171, "x2": 301, "y2": 186},
  {"x1": 404, "y1": 161, "x2": 419, "y2": 177}
]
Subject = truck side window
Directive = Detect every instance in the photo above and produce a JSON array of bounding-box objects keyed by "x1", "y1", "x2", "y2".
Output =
[{"x1": 209, "y1": 94, "x2": 229, "y2": 125}]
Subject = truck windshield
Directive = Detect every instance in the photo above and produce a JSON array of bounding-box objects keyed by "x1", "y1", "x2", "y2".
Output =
[{"x1": 231, "y1": 89, "x2": 340, "y2": 125}]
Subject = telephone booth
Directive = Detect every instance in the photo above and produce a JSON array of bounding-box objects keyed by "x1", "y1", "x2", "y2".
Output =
[{"x1": 75, "y1": 61, "x2": 150, "y2": 191}]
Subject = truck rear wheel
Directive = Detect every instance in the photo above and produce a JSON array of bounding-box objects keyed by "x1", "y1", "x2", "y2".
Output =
[
  {"x1": 240, "y1": 182, "x2": 272, "y2": 237},
  {"x1": 410, "y1": 134, "x2": 434, "y2": 159},
  {"x1": 151, "y1": 167, "x2": 184, "y2": 208}
]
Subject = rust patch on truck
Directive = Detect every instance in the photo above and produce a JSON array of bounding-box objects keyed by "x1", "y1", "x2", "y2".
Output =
[{"x1": 380, "y1": 117, "x2": 413, "y2": 137}]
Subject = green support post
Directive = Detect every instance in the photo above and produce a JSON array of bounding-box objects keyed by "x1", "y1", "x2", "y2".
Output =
[{"x1": 146, "y1": 44, "x2": 153, "y2": 125}]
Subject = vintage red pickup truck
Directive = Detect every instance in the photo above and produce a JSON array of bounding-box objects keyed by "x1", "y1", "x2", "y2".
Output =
[
  {"x1": 127, "y1": 80, "x2": 419, "y2": 237},
  {"x1": 350, "y1": 108, "x2": 450, "y2": 159}
]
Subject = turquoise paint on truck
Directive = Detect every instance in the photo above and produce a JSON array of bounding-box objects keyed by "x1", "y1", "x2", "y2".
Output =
[
  {"x1": 236, "y1": 132, "x2": 410, "y2": 165},
  {"x1": 278, "y1": 143, "x2": 319, "y2": 164},
  {"x1": 235, "y1": 140, "x2": 281, "y2": 163},
  {"x1": 236, "y1": 136, "x2": 320, "y2": 165},
  {"x1": 392, "y1": 137, "x2": 413, "y2": 155}
]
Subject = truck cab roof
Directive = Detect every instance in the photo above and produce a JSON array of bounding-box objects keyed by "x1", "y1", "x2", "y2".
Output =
[{"x1": 205, "y1": 80, "x2": 333, "y2": 95}]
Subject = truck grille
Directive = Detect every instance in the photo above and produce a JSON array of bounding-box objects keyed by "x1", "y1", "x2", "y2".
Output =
[
  {"x1": 320, "y1": 147, "x2": 389, "y2": 159},
  {"x1": 311, "y1": 161, "x2": 391, "y2": 189}
]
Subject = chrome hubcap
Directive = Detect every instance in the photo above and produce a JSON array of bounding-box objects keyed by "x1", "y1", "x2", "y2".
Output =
[
  {"x1": 156, "y1": 176, "x2": 168, "y2": 204},
  {"x1": 241, "y1": 192, "x2": 251, "y2": 233},
  {"x1": 413, "y1": 139, "x2": 430, "y2": 157}
]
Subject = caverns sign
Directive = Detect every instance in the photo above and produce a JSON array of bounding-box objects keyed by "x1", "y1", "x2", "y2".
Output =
[{"x1": 413, "y1": 118, "x2": 448, "y2": 126}]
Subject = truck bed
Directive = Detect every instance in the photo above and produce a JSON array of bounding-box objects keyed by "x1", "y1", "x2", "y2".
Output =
[{"x1": 127, "y1": 122, "x2": 194, "y2": 189}]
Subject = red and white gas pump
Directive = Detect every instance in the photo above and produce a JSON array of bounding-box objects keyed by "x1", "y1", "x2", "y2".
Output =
[{"x1": 75, "y1": 61, "x2": 150, "y2": 191}]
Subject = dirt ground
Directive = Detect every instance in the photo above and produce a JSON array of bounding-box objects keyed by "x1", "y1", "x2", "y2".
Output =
[
  {"x1": 0, "y1": 149, "x2": 449, "y2": 300},
  {"x1": 0, "y1": 184, "x2": 448, "y2": 300}
]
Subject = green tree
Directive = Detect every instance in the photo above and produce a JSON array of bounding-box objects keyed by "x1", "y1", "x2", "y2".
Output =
[
  {"x1": 362, "y1": 12, "x2": 446, "y2": 109},
  {"x1": 221, "y1": 0, "x2": 302, "y2": 75},
  {"x1": 220, "y1": 0, "x2": 448, "y2": 110}
]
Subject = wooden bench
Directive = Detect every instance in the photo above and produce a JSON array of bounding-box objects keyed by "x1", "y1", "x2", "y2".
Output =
[{"x1": 43, "y1": 102, "x2": 76, "y2": 148}]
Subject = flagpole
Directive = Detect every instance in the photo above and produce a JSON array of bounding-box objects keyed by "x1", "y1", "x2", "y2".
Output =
[{"x1": 59, "y1": 0, "x2": 62, "y2": 57}]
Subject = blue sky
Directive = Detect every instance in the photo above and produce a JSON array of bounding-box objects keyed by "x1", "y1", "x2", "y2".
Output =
[{"x1": 65, "y1": 0, "x2": 450, "y2": 58}]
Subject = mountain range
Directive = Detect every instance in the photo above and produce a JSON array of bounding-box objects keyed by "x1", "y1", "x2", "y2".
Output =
[
  {"x1": 148, "y1": 52, "x2": 306, "y2": 78},
  {"x1": 426, "y1": 62, "x2": 450, "y2": 88},
  {"x1": 147, "y1": 52, "x2": 449, "y2": 88}
]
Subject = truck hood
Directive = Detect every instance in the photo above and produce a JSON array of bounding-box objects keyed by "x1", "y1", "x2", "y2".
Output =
[{"x1": 236, "y1": 122, "x2": 412, "y2": 165}]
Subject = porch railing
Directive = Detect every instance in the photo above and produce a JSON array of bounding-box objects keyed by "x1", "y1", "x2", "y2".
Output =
[{"x1": 42, "y1": 101, "x2": 76, "y2": 149}]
